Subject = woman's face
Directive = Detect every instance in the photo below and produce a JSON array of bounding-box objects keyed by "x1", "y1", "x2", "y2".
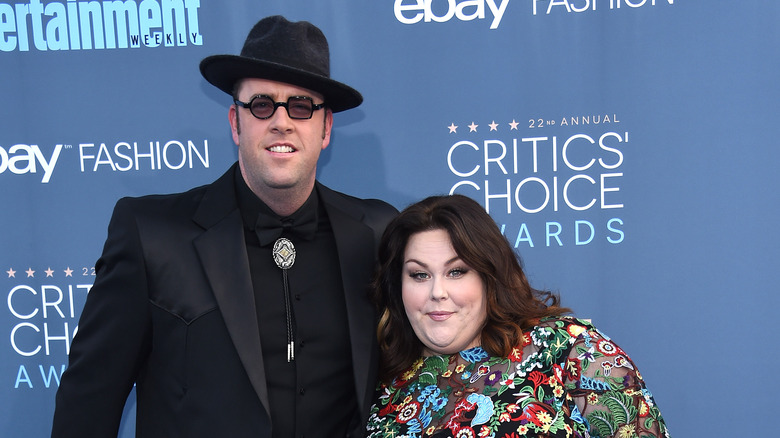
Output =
[{"x1": 401, "y1": 229, "x2": 487, "y2": 355}]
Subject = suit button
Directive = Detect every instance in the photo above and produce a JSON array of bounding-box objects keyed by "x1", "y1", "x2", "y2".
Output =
[
  {"x1": 299, "y1": 387, "x2": 305, "y2": 395},
  {"x1": 295, "y1": 294, "x2": 301, "y2": 301}
]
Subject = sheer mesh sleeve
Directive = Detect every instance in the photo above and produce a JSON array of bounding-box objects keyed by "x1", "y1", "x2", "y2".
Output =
[{"x1": 561, "y1": 323, "x2": 670, "y2": 438}]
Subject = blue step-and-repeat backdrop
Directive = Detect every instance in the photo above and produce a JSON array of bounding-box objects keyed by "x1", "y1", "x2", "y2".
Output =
[{"x1": 2, "y1": 1, "x2": 779, "y2": 436}]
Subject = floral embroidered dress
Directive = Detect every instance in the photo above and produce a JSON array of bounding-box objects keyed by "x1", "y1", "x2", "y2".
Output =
[{"x1": 366, "y1": 317, "x2": 669, "y2": 438}]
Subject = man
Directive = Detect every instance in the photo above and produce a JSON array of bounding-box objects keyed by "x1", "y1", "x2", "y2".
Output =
[{"x1": 51, "y1": 16, "x2": 397, "y2": 438}]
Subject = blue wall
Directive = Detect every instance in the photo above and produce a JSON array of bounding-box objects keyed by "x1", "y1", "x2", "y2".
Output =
[{"x1": 2, "y1": 1, "x2": 778, "y2": 436}]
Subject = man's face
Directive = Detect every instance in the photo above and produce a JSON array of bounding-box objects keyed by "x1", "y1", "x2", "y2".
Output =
[{"x1": 230, "y1": 78, "x2": 332, "y2": 201}]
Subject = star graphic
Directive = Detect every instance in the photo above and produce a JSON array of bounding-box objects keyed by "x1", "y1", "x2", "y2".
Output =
[
  {"x1": 6, "y1": 268, "x2": 15, "y2": 278},
  {"x1": 26, "y1": 268, "x2": 35, "y2": 278},
  {"x1": 468, "y1": 122, "x2": 478, "y2": 132},
  {"x1": 45, "y1": 267, "x2": 55, "y2": 277},
  {"x1": 64, "y1": 267, "x2": 74, "y2": 277},
  {"x1": 489, "y1": 121, "x2": 499, "y2": 131},
  {"x1": 448, "y1": 123, "x2": 458, "y2": 133},
  {"x1": 509, "y1": 119, "x2": 519, "y2": 130}
]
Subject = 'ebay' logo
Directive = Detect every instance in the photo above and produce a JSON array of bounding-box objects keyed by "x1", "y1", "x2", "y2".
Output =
[
  {"x1": 0, "y1": 144, "x2": 63, "y2": 183},
  {"x1": 394, "y1": 0, "x2": 510, "y2": 29}
]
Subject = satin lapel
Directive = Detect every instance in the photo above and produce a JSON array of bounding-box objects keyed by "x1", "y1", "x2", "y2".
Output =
[
  {"x1": 191, "y1": 166, "x2": 270, "y2": 414},
  {"x1": 319, "y1": 186, "x2": 378, "y2": 415}
]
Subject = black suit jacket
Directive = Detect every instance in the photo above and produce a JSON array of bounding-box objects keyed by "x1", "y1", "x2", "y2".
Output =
[{"x1": 51, "y1": 164, "x2": 397, "y2": 437}]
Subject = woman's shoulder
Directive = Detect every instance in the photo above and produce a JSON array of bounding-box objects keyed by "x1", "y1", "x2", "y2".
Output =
[
  {"x1": 534, "y1": 315, "x2": 597, "y2": 337},
  {"x1": 519, "y1": 316, "x2": 612, "y2": 362}
]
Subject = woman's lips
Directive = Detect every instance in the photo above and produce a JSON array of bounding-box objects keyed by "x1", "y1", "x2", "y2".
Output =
[{"x1": 427, "y1": 311, "x2": 453, "y2": 321}]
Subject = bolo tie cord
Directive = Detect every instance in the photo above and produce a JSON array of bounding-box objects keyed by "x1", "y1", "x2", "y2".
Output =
[
  {"x1": 272, "y1": 237, "x2": 296, "y2": 362},
  {"x1": 281, "y1": 268, "x2": 294, "y2": 362}
]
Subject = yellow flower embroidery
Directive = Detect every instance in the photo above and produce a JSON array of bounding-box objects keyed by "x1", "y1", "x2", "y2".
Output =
[
  {"x1": 639, "y1": 400, "x2": 649, "y2": 416},
  {"x1": 401, "y1": 369, "x2": 416, "y2": 380},
  {"x1": 536, "y1": 411, "x2": 552, "y2": 425},
  {"x1": 567, "y1": 324, "x2": 587, "y2": 337},
  {"x1": 401, "y1": 358, "x2": 425, "y2": 380},
  {"x1": 617, "y1": 424, "x2": 636, "y2": 438}
]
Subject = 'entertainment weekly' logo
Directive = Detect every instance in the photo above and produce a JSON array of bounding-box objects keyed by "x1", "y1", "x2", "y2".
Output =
[
  {"x1": 0, "y1": 0, "x2": 202, "y2": 52},
  {"x1": 445, "y1": 113, "x2": 628, "y2": 248},
  {"x1": 0, "y1": 139, "x2": 210, "y2": 183}
]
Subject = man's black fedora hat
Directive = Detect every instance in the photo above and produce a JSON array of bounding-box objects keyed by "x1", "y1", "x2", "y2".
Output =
[{"x1": 200, "y1": 15, "x2": 362, "y2": 113}]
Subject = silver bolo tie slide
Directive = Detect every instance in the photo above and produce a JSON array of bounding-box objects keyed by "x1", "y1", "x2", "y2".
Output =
[{"x1": 272, "y1": 237, "x2": 296, "y2": 362}]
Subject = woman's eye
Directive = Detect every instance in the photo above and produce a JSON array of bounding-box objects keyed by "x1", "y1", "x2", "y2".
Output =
[
  {"x1": 449, "y1": 268, "x2": 467, "y2": 278},
  {"x1": 409, "y1": 271, "x2": 429, "y2": 280}
]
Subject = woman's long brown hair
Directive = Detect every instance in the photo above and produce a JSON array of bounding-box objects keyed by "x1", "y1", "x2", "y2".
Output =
[{"x1": 372, "y1": 194, "x2": 570, "y2": 383}]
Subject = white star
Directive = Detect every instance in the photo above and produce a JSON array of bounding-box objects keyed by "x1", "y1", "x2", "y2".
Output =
[
  {"x1": 509, "y1": 119, "x2": 519, "y2": 130},
  {"x1": 6, "y1": 268, "x2": 15, "y2": 278},
  {"x1": 45, "y1": 267, "x2": 55, "y2": 277},
  {"x1": 468, "y1": 122, "x2": 478, "y2": 132},
  {"x1": 489, "y1": 121, "x2": 499, "y2": 131},
  {"x1": 64, "y1": 267, "x2": 74, "y2": 277},
  {"x1": 26, "y1": 268, "x2": 35, "y2": 278},
  {"x1": 448, "y1": 123, "x2": 458, "y2": 133}
]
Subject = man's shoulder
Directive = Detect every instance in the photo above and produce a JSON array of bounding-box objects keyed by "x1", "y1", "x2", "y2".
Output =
[
  {"x1": 115, "y1": 182, "x2": 210, "y2": 213},
  {"x1": 317, "y1": 183, "x2": 398, "y2": 217},
  {"x1": 317, "y1": 183, "x2": 398, "y2": 241},
  {"x1": 114, "y1": 166, "x2": 235, "y2": 216}
]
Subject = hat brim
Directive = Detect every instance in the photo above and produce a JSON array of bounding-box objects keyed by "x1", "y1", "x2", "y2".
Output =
[{"x1": 200, "y1": 55, "x2": 363, "y2": 113}]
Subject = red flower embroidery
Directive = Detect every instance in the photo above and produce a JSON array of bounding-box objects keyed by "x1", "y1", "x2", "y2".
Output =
[
  {"x1": 518, "y1": 403, "x2": 548, "y2": 428},
  {"x1": 396, "y1": 401, "x2": 420, "y2": 424},
  {"x1": 528, "y1": 370, "x2": 547, "y2": 391},
  {"x1": 552, "y1": 364, "x2": 564, "y2": 382},
  {"x1": 378, "y1": 402, "x2": 396, "y2": 417},
  {"x1": 509, "y1": 346, "x2": 523, "y2": 362},
  {"x1": 639, "y1": 398, "x2": 650, "y2": 417},
  {"x1": 564, "y1": 357, "x2": 582, "y2": 380},
  {"x1": 446, "y1": 399, "x2": 477, "y2": 433},
  {"x1": 597, "y1": 339, "x2": 618, "y2": 356}
]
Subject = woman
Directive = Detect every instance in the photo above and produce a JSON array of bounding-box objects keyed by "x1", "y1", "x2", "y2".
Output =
[{"x1": 367, "y1": 194, "x2": 669, "y2": 437}]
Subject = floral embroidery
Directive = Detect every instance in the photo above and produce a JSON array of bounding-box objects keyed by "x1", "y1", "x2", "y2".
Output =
[
  {"x1": 485, "y1": 369, "x2": 502, "y2": 386},
  {"x1": 461, "y1": 347, "x2": 489, "y2": 363},
  {"x1": 597, "y1": 339, "x2": 619, "y2": 356},
  {"x1": 397, "y1": 400, "x2": 419, "y2": 423},
  {"x1": 509, "y1": 346, "x2": 523, "y2": 362},
  {"x1": 367, "y1": 316, "x2": 670, "y2": 438}
]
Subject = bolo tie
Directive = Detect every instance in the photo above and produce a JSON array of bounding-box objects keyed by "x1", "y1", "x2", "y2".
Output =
[
  {"x1": 256, "y1": 211, "x2": 317, "y2": 363},
  {"x1": 272, "y1": 236, "x2": 296, "y2": 362}
]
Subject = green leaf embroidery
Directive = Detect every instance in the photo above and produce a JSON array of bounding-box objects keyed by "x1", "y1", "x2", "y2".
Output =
[{"x1": 587, "y1": 409, "x2": 615, "y2": 437}]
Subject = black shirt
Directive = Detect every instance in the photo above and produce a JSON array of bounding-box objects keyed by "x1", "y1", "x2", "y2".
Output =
[{"x1": 235, "y1": 173, "x2": 359, "y2": 438}]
